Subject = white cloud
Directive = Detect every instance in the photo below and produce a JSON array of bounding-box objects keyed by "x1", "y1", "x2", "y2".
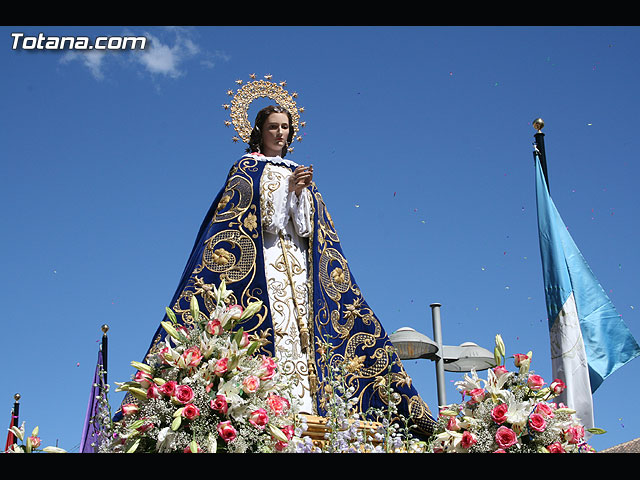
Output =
[
  {"x1": 60, "y1": 49, "x2": 109, "y2": 81},
  {"x1": 58, "y1": 27, "x2": 229, "y2": 82},
  {"x1": 136, "y1": 29, "x2": 199, "y2": 78}
]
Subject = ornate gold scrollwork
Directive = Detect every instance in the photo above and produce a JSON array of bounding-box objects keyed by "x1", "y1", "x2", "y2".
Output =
[
  {"x1": 213, "y1": 174, "x2": 253, "y2": 223},
  {"x1": 313, "y1": 191, "x2": 339, "y2": 246},
  {"x1": 319, "y1": 248, "x2": 350, "y2": 302},
  {"x1": 202, "y1": 229, "x2": 256, "y2": 284}
]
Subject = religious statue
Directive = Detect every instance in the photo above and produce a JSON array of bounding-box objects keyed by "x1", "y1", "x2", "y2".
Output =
[{"x1": 119, "y1": 75, "x2": 436, "y2": 438}]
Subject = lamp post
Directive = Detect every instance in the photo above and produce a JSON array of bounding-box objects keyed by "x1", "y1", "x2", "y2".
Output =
[{"x1": 389, "y1": 303, "x2": 495, "y2": 408}]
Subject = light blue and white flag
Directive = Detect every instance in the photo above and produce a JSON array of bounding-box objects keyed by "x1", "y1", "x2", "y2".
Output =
[{"x1": 535, "y1": 156, "x2": 640, "y2": 429}]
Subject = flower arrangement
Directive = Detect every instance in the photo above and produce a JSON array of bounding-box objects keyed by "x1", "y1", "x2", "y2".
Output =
[
  {"x1": 5, "y1": 423, "x2": 66, "y2": 453},
  {"x1": 101, "y1": 280, "x2": 302, "y2": 453},
  {"x1": 428, "y1": 335, "x2": 601, "y2": 453}
]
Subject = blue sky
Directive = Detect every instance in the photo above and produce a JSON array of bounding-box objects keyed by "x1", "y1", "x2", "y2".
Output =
[{"x1": 2, "y1": 26, "x2": 639, "y2": 453}]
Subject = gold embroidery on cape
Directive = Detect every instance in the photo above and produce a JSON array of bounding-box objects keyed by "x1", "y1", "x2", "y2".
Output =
[
  {"x1": 201, "y1": 229, "x2": 256, "y2": 283},
  {"x1": 259, "y1": 165, "x2": 284, "y2": 229},
  {"x1": 319, "y1": 248, "x2": 350, "y2": 302},
  {"x1": 213, "y1": 174, "x2": 253, "y2": 222}
]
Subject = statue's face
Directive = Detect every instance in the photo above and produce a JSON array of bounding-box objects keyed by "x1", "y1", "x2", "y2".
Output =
[{"x1": 260, "y1": 112, "x2": 289, "y2": 157}]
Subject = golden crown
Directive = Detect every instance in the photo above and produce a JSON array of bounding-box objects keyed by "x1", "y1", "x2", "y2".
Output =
[{"x1": 222, "y1": 74, "x2": 306, "y2": 153}]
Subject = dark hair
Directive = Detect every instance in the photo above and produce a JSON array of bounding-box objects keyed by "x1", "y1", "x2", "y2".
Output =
[{"x1": 247, "y1": 105, "x2": 294, "y2": 157}]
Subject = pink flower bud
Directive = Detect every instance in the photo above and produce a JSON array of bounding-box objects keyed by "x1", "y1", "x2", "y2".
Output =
[{"x1": 550, "y1": 378, "x2": 566, "y2": 394}]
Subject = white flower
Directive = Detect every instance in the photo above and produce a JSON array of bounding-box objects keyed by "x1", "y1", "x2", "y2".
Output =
[
  {"x1": 455, "y1": 368, "x2": 485, "y2": 393},
  {"x1": 502, "y1": 391, "x2": 532, "y2": 428},
  {"x1": 212, "y1": 279, "x2": 233, "y2": 304},
  {"x1": 485, "y1": 367, "x2": 513, "y2": 397},
  {"x1": 156, "y1": 427, "x2": 178, "y2": 453},
  {"x1": 433, "y1": 430, "x2": 466, "y2": 453}
]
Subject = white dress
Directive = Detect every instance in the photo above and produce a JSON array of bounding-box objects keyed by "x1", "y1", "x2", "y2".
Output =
[{"x1": 258, "y1": 157, "x2": 315, "y2": 414}]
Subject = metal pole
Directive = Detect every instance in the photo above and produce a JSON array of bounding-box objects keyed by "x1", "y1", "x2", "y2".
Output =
[
  {"x1": 101, "y1": 324, "x2": 109, "y2": 386},
  {"x1": 12, "y1": 393, "x2": 20, "y2": 429},
  {"x1": 9, "y1": 393, "x2": 20, "y2": 450},
  {"x1": 430, "y1": 303, "x2": 447, "y2": 407},
  {"x1": 533, "y1": 118, "x2": 550, "y2": 193}
]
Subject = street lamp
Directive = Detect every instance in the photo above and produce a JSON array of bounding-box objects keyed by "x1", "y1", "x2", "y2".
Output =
[
  {"x1": 389, "y1": 303, "x2": 495, "y2": 408},
  {"x1": 442, "y1": 342, "x2": 495, "y2": 372}
]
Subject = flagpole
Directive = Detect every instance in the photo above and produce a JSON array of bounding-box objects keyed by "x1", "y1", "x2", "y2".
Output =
[
  {"x1": 101, "y1": 324, "x2": 109, "y2": 386},
  {"x1": 12, "y1": 393, "x2": 19, "y2": 428},
  {"x1": 5, "y1": 393, "x2": 20, "y2": 452},
  {"x1": 532, "y1": 118, "x2": 550, "y2": 193}
]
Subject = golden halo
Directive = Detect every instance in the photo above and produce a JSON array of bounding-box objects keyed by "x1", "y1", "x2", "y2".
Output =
[{"x1": 223, "y1": 74, "x2": 305, "y2": 152}]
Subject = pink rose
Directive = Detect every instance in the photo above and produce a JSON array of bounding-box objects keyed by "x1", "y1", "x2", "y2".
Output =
[
  {"x1": 159, "y1": 380, "x2": 177, "y2": 397},
  {"x1": 460, "y1": 430, "x2": 478, "y2": 448},
  {"x1": 550, "y1": 378, "x2": 566, "y2": 394},
  {"x1": 158, "y1": 346, "x2": 172, "y2": 364},
  {"x1": 491, "y1": 403, "x2": 509, "y2": 424},
  {"x1": 206, "y1": 319, "x2": 223, "y2": 336},
  {"x1": 513, "y1": 353, "x2": 530, "y2": 367},
  {"x1": 495, "y1": 426, "x2": 518, "y2": 449},
  {"x1": 29, "y1": 436, "x2": 41, "y2": 449},
  {"x1": 492, "y1": 365, "x2": 509, "y2": 377},
  {"x1": 242, "y1": 375, "x2": 261, "y2": 394},
  {"x1": 258, "y1": 355, "x2": 277, "y2": 380},
  {"x1": 493, "y1": 448, "x2": 506, "y2": 453},
  {"x1": 534, "y1": 402, "x2": 555, "y2": 419},
  {"x1": 527, "y1": 374, "x2": 545, "y2": 391},
  {"x1": 121, "y1": 403, "x2": 139, "y2": 416},
  {"x1": 281, "y1": 424, "x2": 295, "y2": 440},
  {"x1": 461, "y1": 431, "x2": 477, "y2": 449},
  {"x1": 446, "y1": 416, "x2": 461, "y2": 431},
  {"x1": 175, "y1": 384, "x2": 194, "y2": 404},
  {"x1": 239, "y1": 331, "x2": 250, "y2": 348},
  {"x1": 146, "y1": 383, "x2": 160, "y2": 399},
  {"x1": 134, "y1": 370, "x2": 153, "y2": 388},
  {"x1": 467, "y1": 388, "x2": 485, "y2": 404},
  {"x1": 214, "y1": 357, "x2": 229, "y2": 377},
  {"x1": 217, "y1": 421, "x2": 237, "y2": 443},
  {"x1": 266, "y1": 394, "x2": 290, "y2": 416},
  {"x1": 273, "y1": 425, "x2": 295, "y2": 451},
  {"x1": 210, "y1": 394, "x2": 228, "y2": 415},
  {"x1": 227, "y1": 304, "x2": 244, "y2": 320},
  {"x1": 564, "y1": 425, "x2": 585, "y2": 444},
  {"x1": 547, "y1": 442, "x2": 566, "y2": 453},
  {"x1": 137, "y1": 421, "x2": 154, "y2": 433},
  {"x1": 249, "y1": 408, "x2": 269, "y2": 429},
  {"x1": 528, "y1": 413, "x2": 547, "y2": 432},
  {"x1": 182, "y1": 403, "x2": 201, "y2": 420},
  {"x1": 181, "y1": 346, "x2": 203, "y2": 367}
]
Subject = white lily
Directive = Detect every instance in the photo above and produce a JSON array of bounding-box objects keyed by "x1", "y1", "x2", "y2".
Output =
[
  {"x1": 206, "y1": 432, "x2": 218, "y2": 453},
  {"x1": 10, "y1": 422, "x2": 25, "y2": 442},
  {"x1": 485, "y1": 367, "x2": 513, "y2": 398},
  {"x1": 454, "y1": 368, "x2": 485, "y2": 394},
  {"x1": 434, "y1": 429, "x2": 466, "y2": 453},
  {"x1": 212, "y1": 279, "x2": 233, "y2": 304},
  {"x1": 42, "y1": 446, "x2": 67, "y2": 453},
  {"x1": 156, "y1": 427, "x2": 177, "y2": 453},
  {"x1": 503, "y1": 390, "x2": 532, "y2": 428}
]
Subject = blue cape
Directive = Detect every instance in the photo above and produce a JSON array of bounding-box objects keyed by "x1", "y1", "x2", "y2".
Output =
[{"x1": 122, "y1": 155, "x2": 436, "y2": 435}]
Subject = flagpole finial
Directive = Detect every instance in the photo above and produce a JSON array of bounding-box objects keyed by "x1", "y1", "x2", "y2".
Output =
[
  {"x1": 101, "y1": 324, "x2": 109, "y2": 335},
  {"x1": 533, "y1": 118, "x2": 545, "y2": 133}
]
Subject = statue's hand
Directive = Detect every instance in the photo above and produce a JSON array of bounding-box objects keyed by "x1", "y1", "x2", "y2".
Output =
[{"x1": 289, "y1": 165, "x2": 313, "y2": 196}]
